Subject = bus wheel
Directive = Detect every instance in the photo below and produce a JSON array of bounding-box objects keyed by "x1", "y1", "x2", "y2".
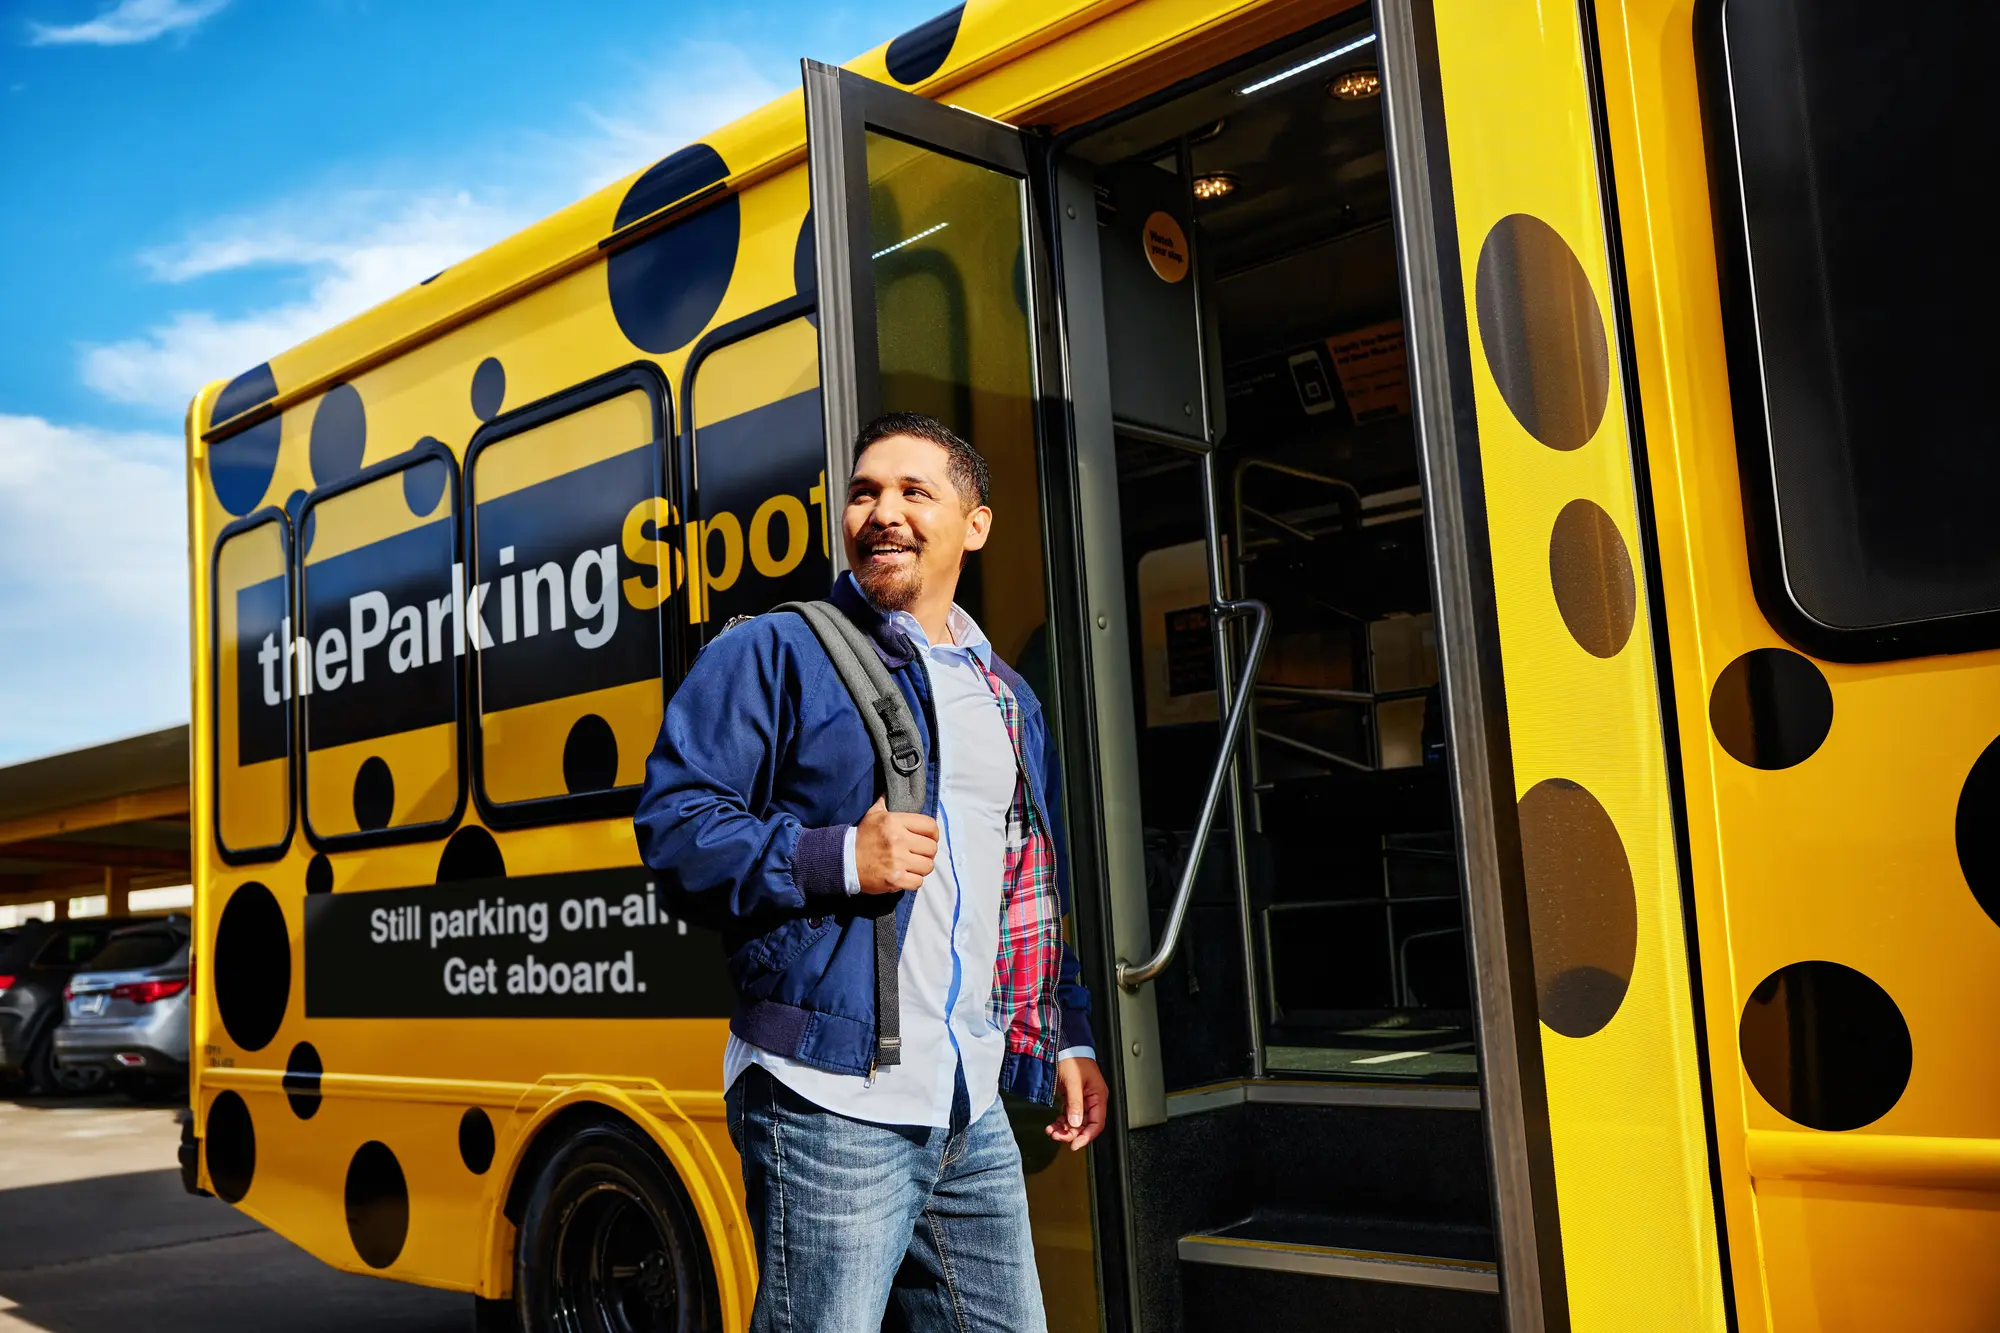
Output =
[{"x1": 513, "y1": 1117, "x2": 719, "y2": 1333}]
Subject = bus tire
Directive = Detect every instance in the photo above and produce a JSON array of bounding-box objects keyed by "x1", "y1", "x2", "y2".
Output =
[{"x1": 511, "y1": 1116, "x2": 720, "y2": 1333}]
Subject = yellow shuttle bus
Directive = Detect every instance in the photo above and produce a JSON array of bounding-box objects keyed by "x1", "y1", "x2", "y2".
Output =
[{"x1": 184, "y1": 0, "x2": 2000, "y2": 1328}]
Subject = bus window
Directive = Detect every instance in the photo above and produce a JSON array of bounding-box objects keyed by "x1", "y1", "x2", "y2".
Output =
[
  {"x1": 1711, "y1": 0, "x2": 2000, "y2": 655},
  {"x1": 299, "y1": 451, "x2": 460, "y2": 842},
  {"x1": 866, "y1": 132, "x2": 1048, "y2": 672},
  {"x1": 212, "y1": 512, "x2": 292, "y2": 858},
  {"x1": 468, "y1": 369, "x2": 670, "y2": 818},
  {"x1": 688, "y1": 315, "x2": 831, "y2": 633}
]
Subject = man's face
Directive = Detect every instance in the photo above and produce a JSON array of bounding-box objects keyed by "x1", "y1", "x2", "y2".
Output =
[{"x1": 843, "y1": 434, "x2": 991, "y2": 612}]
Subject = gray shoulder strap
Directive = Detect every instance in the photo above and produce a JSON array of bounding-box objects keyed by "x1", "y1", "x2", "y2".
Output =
[
  {"x1": 776, "y1": 599, "x2": 922, "y2": 1073},
  {"x1": 777, "y1": 601, "x2": 925, "y2": 815}
]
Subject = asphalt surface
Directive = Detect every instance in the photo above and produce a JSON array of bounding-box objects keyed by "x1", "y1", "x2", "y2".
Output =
[{"x1": 0, "y1": 1094, "x2": 468, "y2": 1332}]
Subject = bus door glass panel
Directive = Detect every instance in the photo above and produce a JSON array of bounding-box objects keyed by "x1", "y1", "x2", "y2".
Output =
[
  {"x1": 213, "y1": 514, "x2": 292, "y2": 857},
  {"x1": 299, "y1": 454, "x2": 459, "y2": 841},
  {"x1": 866, "y1": 134, "x2": 1049, "y2": 660},
  {"x1": 804, "y1": 66, "x2": 1091, "y2": 1326},
  {"x1": 468, "y1": 380, "x2": 669, "y2": 812},
  {"x1": 689, "y1": 316, "x2": 832, "y2": 636}
]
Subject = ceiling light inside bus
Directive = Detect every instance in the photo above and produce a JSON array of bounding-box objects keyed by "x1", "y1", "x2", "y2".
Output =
[
  {"x1": 1329, "y1": 67, "x2": 1382, "y2": 100},
  {"x1": 1192, "y1": 172, "x2": 1239, "y2": 202},
  {"x1": 1236, "y1": 33, "x2": 1377, "y2": 96}
]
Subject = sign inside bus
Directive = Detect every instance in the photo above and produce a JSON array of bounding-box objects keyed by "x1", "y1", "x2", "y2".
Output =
[
  {"x1": 303, "y1": 866, "x2": 734, "y2": 1018},
  {"x1": 230, "y1": 400, "x2": 832, "y2": 766}
]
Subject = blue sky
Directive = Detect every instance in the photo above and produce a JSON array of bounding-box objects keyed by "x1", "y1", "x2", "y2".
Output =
[{"x1": 0, "y1": 0, "x2": 941, "y2": 764}]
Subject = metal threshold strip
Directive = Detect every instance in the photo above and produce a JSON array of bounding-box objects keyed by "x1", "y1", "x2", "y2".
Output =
[{"x1": 1177, "y1": 1232, "x2": 1500, "y2": 1293}]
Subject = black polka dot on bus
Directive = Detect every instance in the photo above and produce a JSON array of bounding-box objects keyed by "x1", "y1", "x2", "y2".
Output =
[
  {"x1": 458, "y1": 1108, "x2": 495, "y2": 1175},
  {"x1": 1474, "y1": 214, "x2": 1611, "y2": 452},
  {"x1": 305, "y1": 853, "x2": 333, "y2": 895},
  {"x1": 1739, "y1": 959, "x2": 1912, "y2": 1131},
  {"x1": 309, "y1": 382, "x2": 368, "y2": 486},
  {"x1": 401, "y1": 452, "x2": 449, "y2": 519},
  {"x1": 885, "y1": 3, "x2": 964, "y2": 84},
  {"x1": 608, "y1": 143, "x2": 739, "y2": 354},
  {"x1": 283, "y1": 1041, "x2": 323, "y2": 1120},
  {"x1": 205, "y1": 1090, "x2": 256, "y2": 1203},
  {"x1": 1953, "y1": 734, "x2": 2000, "y2": 928},
  {"x1": 1516, "y1": 778, "x2": 1638, "y2": 1038},
  {"x1": 563, "y1": 714, "x2": 620, "y2": 794},
  {"x1": 214, "y1": 881, "x2": 291, "y2": 1052},
  {"x1": 353, "y1": 757, "x2": 395, "y2": 832},
  {"x1": 470, "y1": 357, "x2": 506, "y2": 422},
  {"x1": 1709, "y1": 648, "x2": 1832, "y2": 770},
  {"x1": 1549, "y1": 498, "x2": 1636, "y2": 658},
  {"x1": 209, "y1": 363, "x2": 282, "y2": 516},
  {"x1": 438, "y1": 826, "x2": 506, "y2": 883},
  {"x1": 344, "y1": 1141, "x2": 410, "y2": 1270}
]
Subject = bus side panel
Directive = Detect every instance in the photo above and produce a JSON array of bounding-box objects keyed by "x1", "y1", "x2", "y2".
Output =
[
  {"x1": 1595, "y1": 1, "x2": 2000, "y2": 1329},
  {"x1": 1425, "y1": 0, "x2": 1730, "y2": 1327},
  {"x1": 189, "y1": 150, "x2": 816, "y2": 1316}
]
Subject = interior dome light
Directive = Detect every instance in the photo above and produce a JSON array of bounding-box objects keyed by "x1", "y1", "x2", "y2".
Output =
[
  {"x1": 1192, "y1": 171, "x2": 1239, "y2": 201},
  {"x1": 1329, "y1": 67, "x2": 1382, "y2": 100}
]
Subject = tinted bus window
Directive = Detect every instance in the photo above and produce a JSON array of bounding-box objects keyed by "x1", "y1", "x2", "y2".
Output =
[
  {"x1": 299, "y1": 453, "x2": 460, "y2": 840},
  {"x1": 469, "y1": 375, "x2": 669, "y2": 813},
  {"x1": 213, "y1": 514, "x2": 292, "y2": 856},
  {"x1": 1714, "y1": 0, "x2": 1998, "y2": 650},
  {"x1": 689, "y1": 316, "x2": 832, "y2": 631}
]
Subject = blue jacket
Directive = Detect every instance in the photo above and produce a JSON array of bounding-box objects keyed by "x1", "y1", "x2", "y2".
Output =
[{"x1": 633, "y1": 578, "x2": 1095, "y2": 1106}]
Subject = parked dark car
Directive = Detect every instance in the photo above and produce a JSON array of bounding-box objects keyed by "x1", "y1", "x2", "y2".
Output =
[
  {"x1": 0, "y1": 915, "x2": 148, "y2": 1094},
  {"x1": 55, "y1": 918, "x2": 191, "y2": 1097}
]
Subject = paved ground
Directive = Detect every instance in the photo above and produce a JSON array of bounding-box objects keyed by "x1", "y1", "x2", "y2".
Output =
[{"x1": 0, "y1": 1095, "x2": 467, "y2": 1332}]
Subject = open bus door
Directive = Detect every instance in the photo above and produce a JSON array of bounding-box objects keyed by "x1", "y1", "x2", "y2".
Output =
[{"x1": 800, "y1": 59, "x2": 1110, "y2": 1330}]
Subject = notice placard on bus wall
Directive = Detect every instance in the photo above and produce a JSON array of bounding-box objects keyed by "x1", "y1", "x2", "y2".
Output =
[{"x1": 304, "y1": 867, "x2": 735, "y2": 1019}]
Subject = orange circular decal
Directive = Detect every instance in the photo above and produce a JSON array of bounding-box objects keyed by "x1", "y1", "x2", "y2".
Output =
[{"x1": 1143, "y1": 211, "x2": 1189, "y2": 283}]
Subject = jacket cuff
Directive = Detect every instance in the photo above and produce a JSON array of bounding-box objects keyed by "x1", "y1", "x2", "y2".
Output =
[
  {"x1": 1059, "y1": 1005, "x2": 1094, "y2": 1055},
  {"x1": 793, "y1": 824, "x2": 853, "y2": 903}
]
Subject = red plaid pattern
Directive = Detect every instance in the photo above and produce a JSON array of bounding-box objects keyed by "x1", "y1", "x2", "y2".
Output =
[{"x1": 978, "y1": 662, "x2": 1066, "y2": 1064}]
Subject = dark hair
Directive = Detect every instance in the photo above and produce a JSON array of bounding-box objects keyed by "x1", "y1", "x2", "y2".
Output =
[{"x1": 852, "y1": 412, "x2": 990, "y2": 510}]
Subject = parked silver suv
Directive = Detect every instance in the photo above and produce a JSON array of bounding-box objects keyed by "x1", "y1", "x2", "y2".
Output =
[{"x1": 54, "y1": 917, "x2": 190, "y2": 1097}]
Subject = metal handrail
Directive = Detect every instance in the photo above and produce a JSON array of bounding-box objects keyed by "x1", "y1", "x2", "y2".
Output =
[{"x1": 1116, "y1": 597, "x2": 1271, "y2": 990}]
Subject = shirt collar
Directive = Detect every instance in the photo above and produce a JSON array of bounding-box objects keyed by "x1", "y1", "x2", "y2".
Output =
[{"x1": 840, "y1": 572, "x2": 992, "y2": 668}]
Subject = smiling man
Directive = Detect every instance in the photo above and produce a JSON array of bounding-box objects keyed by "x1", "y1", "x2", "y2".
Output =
[{"x1": 635, "y1": 411, "x2": 1107, "y2": 1332}]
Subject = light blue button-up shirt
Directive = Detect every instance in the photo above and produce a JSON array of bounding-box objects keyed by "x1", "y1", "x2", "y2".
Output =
[{"x1": 723, "y1": 586, "x2": 1092, "y2": 1128}]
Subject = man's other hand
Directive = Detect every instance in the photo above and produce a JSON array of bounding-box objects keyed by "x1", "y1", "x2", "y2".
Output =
[
  {"x1": 854, "y1": 796, "x2": 939, "y2": 894},
  {"x1": 1046, "y1": 1056, "x2": 1108, "y2": 1152}
]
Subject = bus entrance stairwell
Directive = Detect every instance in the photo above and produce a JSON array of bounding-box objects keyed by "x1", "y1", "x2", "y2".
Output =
[{"x1": 1057, "y1": 17, "x2": 1502, "y2": 1332}]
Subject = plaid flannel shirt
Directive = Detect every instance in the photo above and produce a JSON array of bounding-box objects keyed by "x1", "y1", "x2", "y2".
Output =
[{"x1": 977, "y1": 660, "x2": 1066, "y2": 1066}]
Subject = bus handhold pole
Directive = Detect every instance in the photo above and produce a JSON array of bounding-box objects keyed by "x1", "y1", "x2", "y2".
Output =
[{"x1": 1116, "y1": 597, "x2": 1270, "y2": 991}]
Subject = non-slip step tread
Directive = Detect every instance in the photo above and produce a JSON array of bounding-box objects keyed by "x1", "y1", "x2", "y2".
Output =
[
  {"x1": 1179, "y1": 1209, "x2": 1499, "y2": 1294},
  {"x1": 1209, "y1": 1209, "x2": 1496, "y2": 1264}
]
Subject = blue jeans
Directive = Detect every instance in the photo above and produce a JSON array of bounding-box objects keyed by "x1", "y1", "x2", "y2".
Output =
[{"x1": 725, "y1": 1064, "x2": 1049, "y2": 1333}]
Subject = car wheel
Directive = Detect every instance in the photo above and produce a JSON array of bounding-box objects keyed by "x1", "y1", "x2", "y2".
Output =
[
  {"x1": 512, "y1": 1117, "x2": 720, "y2": 1333},
  {"x1": 27, "y1": 1039, "x2": 104, "y2": 1097}
]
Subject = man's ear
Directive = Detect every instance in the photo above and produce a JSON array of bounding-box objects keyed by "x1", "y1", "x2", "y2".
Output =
[{"x1": 962, "y1": 504, "x2": 993, "y2": 553}]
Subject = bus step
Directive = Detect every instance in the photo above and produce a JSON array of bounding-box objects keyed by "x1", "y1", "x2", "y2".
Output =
[
  {"x1": 1179, "y1": 1209, "x2": 1496, "y2": 1290},
  {"x1": 1178, "y1": 1210, "x2": 1500, "y2": 1330}
]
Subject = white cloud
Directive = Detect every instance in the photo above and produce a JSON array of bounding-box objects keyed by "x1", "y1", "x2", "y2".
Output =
[
  {"x1": 0, "y1": 414, "x2": 188, "y2": 763},
  {"x1": 561, "y1": 41, "x2": 784, "y2": 194},
  {"x1": 81, "y1": 189, "x2": 520, "y2": 414},
  {"x1": 75, "y1": 42, "x2": 784, "y2": 420},
  {"x1": 28, "y1": 0, "x2": 228, "y2": 46}
]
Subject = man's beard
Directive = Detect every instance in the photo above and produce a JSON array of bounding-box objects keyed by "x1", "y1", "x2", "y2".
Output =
[{"x1": 854, "y1": 533, "x2": 925, "y2": 611}]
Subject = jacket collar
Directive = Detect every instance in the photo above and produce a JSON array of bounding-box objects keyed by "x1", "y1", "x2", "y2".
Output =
[{"x1": 829, "y1": 573, "x2": 917, "y2": 669}]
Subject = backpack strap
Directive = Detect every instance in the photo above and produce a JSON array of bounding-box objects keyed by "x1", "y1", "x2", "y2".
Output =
[{"x1": 776, "y1": 600, "x2": 925, "y2": 1072}]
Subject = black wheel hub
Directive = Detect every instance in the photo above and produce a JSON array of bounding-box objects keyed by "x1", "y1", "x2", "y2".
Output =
[{"x1": 552, "y1": 1181, "x2": 688, "y2": 1333}]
